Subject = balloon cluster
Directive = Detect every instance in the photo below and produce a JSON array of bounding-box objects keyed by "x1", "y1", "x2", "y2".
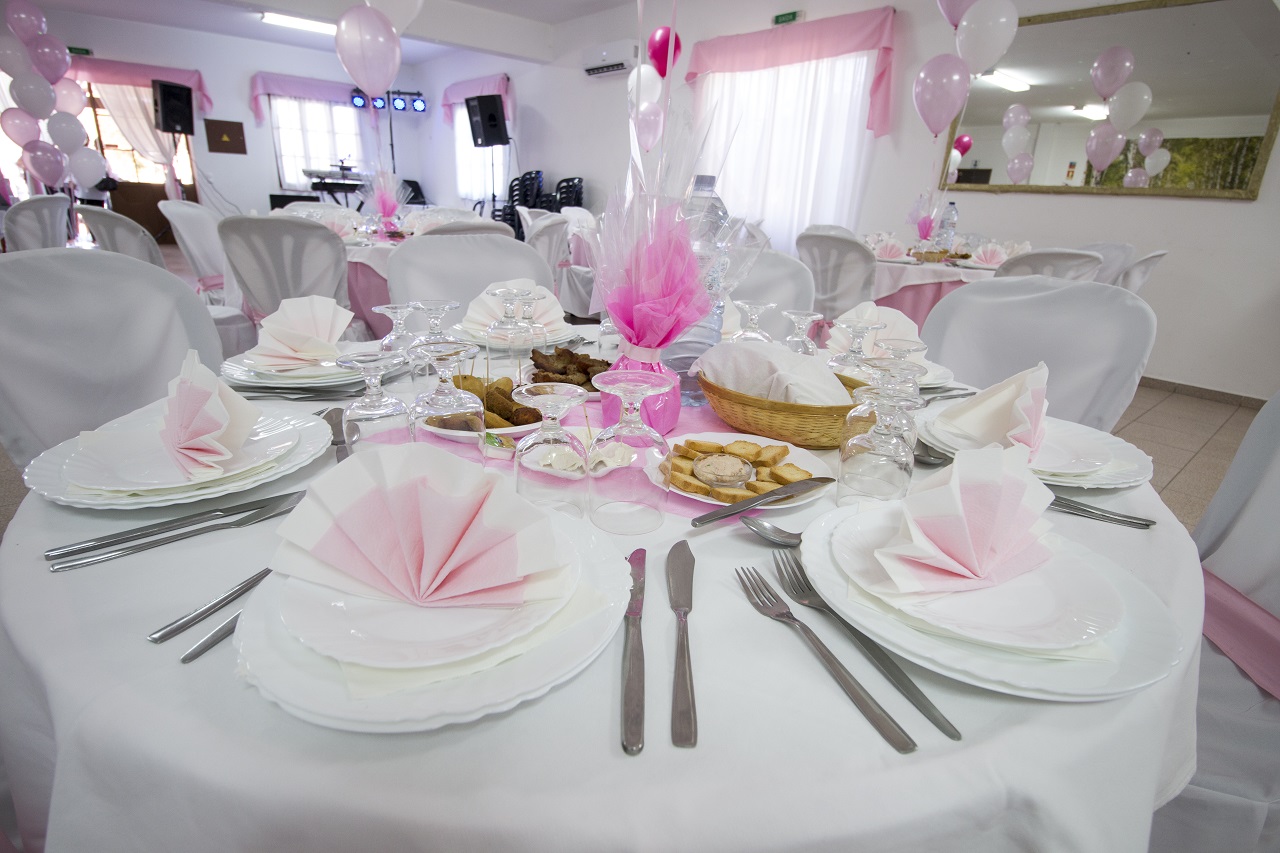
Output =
[
  {"x1": 1084, "y1": 46, "x2": 1166, "y2": 185},
  {"x1": 626, "y1": 26, "x2": 681, "y2": 153},
  {"x1": 948, "y1": 133, "x2": 971, "y2": 182},
  {"x1": 914, "y1": 0, "x2": 1018, "y2": 137},
  {"x1": 0, "y1": 0, "x2": 107, "y2": 190},
  {"x1": 1001, "y1": 103, "x2": 1032, "y2": 184}
]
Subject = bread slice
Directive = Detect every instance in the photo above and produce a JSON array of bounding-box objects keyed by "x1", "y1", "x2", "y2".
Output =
[
  {"x1": 670, "y1": 471, "x2": 712, "y2": 496},
  {"x1": 754, "y1": 466, "x2": 774, "y2": 482},
  {"x1": 683, "y1": 439, "x2": 725, "y2": 455},
  {"x1": 710, "y1": 486, "x2": 756, "y2": 504},
  {"x1": 755, "y1": 445, "x2": 790, "y2": 467},
  {"x1": 723, "y1": 440, "x2": 763, "y2": 462},
  {"x1": 771, "y1": 463, "x2": 812, "y2": 485},
  {"x1": 672, "y1": 443, "x2": 701, "y2": 460},
  {"x1": 669, "y1": 455, "x2": 695, "y2": 476},
  {"x1": 744, "y1": 480, "x2": 783, "y2": 495}
]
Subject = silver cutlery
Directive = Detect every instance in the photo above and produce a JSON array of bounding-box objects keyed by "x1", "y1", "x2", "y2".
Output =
[
  {"x1": 45, "y1": 491, "x2": 305, "y2": 562},
  {"x1": 773, "y1": 551, "x2": 960, "y2": 741},
  {"x1": 148, "y1": 568, "x2": 272, "y2": 643},
  {"x1": 1047, "y1": 500, "x2": 1153, "y2": 528},
  {"x1": 50, "y1": 492, "x2": 304, "y2": 572},
  {"x1": 740, "y1": 516, "x2": 803, "y2": 548},
  {"x1": 735, "y1": 567, "x2": 916, "y2": 753},
  {"x1": 667, "y1": 540, "x2": 697, "y2": 748},
  {"x1": 1051, "y1": 494, "x2": 1156, "y2": 526},
  {"x1": 690, "y1": 477, "x2": 835, "y2": 528},
  {"x1": 321, "y1": 408, "x2": 350, "y2": 462},
  {"x1": 180, "y1": 610, "x2": 240, "y2": 663},
  {"x1": 621, "y1": 549, "x2": 646, "y2": 755},
  {"x1": 923, "y1": 391, "x2": 977, "y2": 406},
  {"x1": 920, "y1": 386, "x2": 966, "y2": 395},
  {"x1": 241, "y1": 390, "x2": 362, "y2": 402}
]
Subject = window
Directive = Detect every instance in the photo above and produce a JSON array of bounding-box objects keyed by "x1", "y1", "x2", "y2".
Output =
[
  {"x1": 268, "y1": 95, "x2": 365, "y2": 190},
  {"x1": 81, "y1": 85, "x2": 195, "y2": 185},
  {"x1": 453, "y1": 115, "x2": 506, "y2": 202}
]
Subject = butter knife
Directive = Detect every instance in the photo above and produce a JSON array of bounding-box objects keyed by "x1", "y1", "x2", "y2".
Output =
[
  {"x1": 667, "y1": 540, "x2": 697, "y2": 748},
  {"x1": 690, "y1": 477, "x2": 834, "y2": 528},
  {"x1": 621, "y1": 549, "x2": 646, "y2": 755},
  {"x1": 180, "y1": 610, "x2": 240, "y2": 663}
]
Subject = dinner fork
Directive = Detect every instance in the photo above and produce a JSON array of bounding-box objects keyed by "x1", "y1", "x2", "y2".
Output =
[
  {"x1": 773, "y1": 551, "x2": 960, "y2": 740},
  {"x1": 735, "y1": 567, "x2": 917, "y2": 753}
]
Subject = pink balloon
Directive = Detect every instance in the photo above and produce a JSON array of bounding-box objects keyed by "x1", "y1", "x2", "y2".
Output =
[
  {"x1": 336, "y1": 5, "x2": 401, "y2": 99},
  {"x1": 22, "y1": 139, "x2": 66, "y2": 186},
  {"x1": 1006, "y1": 152, "x2": 1033, "y2": 184},
  {"x1": 1123, "y1": 167, "x2": 1149, "y2": 188},
  {"x1": 5, "y1": 0, "x2": 45, "y2": 44},
  {"x1": 1137, "y1": 127, "x2": 1164, "y2": 158},
  {"x1": 53, "y1": 76, "x2": 85, "y2": 114},
  {"x1": 0, "y1": 107, "x2": 38, "y2": 146},
  {"x1": 1091, "y1": 46, "x2": 1134, "y2": 100},
  {"x1": 1003, "y1": 103, "x2": 1030, "y2": 130},
  {"x1": 953, "y1": 134, "x2": 973, "y2": 156},
  {"x1": 937, "y1": 0, "x2": 980, "y2": 28},
  {"x1": 1085, "y1": 122, "x2": 1126, "y2": 173},
  {"x1": 635, "y1": 101, "x2": 663, "y2": 152},
  {"x1": 647, "y1": 27, "x2": 681, "y2": 79},
  {"x1": 27, "y1": 33, "x2": 67, "y2": 84},
  {"x1": 913, "y1": 54, "x2": 971, "y2": 137}
]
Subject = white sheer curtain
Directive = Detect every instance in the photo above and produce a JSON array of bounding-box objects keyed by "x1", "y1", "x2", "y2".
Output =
[
  {"x1": 453, "y1": 116, "x2": 507, "y2": 203},
  {"x1": 695, "y1": 52, "x2": 874, "y2": 254},
  {"x1": 95, "y1": 83, "x2": 180, "y2": 199}
]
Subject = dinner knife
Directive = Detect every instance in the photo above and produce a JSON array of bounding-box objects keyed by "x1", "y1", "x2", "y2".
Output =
[
  {"x1": 148, "y1": 568, "x2": 272, "y2": 644},
  {"x1": 44, "y1": 491, "x2": 305, "y2": 561},
  {"x1": 667, "y1": 540, "x2": 697, "y2": 748},
  {"x1": 621, "y1": 548, "x2": 646, "y2": 755},
  {"x1": 180, "y1": 610, "x2": 240, "y2": 663},
  {"x1": 690, "y1": 477, "x2": 834, "y2": 528}
]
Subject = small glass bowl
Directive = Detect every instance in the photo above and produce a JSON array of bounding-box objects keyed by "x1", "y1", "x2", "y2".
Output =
[{"x1": 692, "y1": 453, "x2": 754, "y2": 488}]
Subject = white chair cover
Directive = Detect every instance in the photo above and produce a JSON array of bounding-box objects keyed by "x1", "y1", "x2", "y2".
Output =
[
  {"x1": 387, "y1": 234, "x2": 554, "y2": 331},
  {"x1": 524, "y1": 214, "x2": 570, "y2": 295},
  {"x1": 559, "y1": 265, "x2": 595, "y2": 318},
  {"x1": 921, "y1": 275, "x2": 1156, "y2": 431},
  {"x1": 74, "y1": 205, "x2": 165, "y2": 267},
  {"x1": 558, "y1": 206, "x2": 596, "y2": 235},
  {"x1": 0, "y1": 248, "x2": 221, "y2": 468},
  {"x1": 795, "y1": 227, "x2": 877, "y2": 318},
  {"x1": 217, "y1": 215, "x2": 352, "y2": 322},
  {"x1": 280, "y1": 201, "x2": 346, "y2": 215},
  {"x1": 1115, "y1": 250, "x2": 1168, "y2": 294},
  {"x1": 427, "y1": 219, "x2": 515, "y2": 238},
  {"x1": 1079, "y1": 241, "x2": 1135, "y2": 285},
  {"x1": 725, "y1": 249, "x2": 815, "y2": 341},
  {"x1": 994, "y1": 248, "x2": 1104, "y2": 280},
  {"x1": 1149, "y1": 393, "x2": 1280, "y2": 852},
  {"x1": 3, "y1": 196, "x2": 70, "y2": 252}
]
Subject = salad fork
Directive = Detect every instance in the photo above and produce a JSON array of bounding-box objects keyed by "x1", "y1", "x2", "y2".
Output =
[{"x1": 735, "y1": 567, "x2": 916, "y2": 753}]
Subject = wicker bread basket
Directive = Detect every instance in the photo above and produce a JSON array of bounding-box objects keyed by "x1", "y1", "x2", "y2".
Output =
[{"x1": 697, "y1": 373, "x2": 873, "y2": 450}]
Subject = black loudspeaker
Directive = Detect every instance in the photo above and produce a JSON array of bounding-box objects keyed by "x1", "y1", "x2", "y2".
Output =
[
  {"x1": 465, "y1": 94, "x2": 509, "y2": 147},
  {"x1": 152, "y1": 81, "x2": 194, "y2": 135}
]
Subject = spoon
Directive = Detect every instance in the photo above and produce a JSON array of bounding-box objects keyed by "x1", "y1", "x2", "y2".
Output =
[
  {"x1": 913, "y1": 441, "x2": 950, "y2": 467},
  {"x1": 740, "y1": 516, "x2": 803, "y2": 547}
]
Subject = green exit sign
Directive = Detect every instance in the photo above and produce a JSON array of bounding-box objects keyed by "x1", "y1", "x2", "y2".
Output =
[
  {"x1": 68, "y1": 46, "x2": 92, "y2": 56},
  {"x1": 773, "y1": 10, "x2": 802, "y2": 25}
]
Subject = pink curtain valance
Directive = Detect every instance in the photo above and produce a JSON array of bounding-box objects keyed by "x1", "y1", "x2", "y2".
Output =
[
  {"x1": 249, "y1": 72, "x2": 361, "y2": 125},
  {"x1": 68, "y1": 57, "x2": 212, "y2": 114},
  {"x1": 684, "y1": 7, "x2": 895, "y2": 138},
  {"x1": 440, "y1": 73, "x2": 511, "y2": 126}
]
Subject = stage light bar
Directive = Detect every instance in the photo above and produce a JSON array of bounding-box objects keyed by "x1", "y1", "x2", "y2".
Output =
[
  {"x1": 391, "y1": 95, "x2": 407, "y2": 111},
  {"x1": 371, "y1": 96, "x2": 386, "y2": 110},
  {"x1": 411, "y1": 97, "x2": 427, "y2": 112}
]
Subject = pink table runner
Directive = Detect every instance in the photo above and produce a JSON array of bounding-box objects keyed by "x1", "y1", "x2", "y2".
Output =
[{"x1": 347, "y1": 261, "x2": 393, "y2": 338}]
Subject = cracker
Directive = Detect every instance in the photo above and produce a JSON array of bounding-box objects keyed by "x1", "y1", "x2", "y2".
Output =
[
  {"x1": 710, "y1": 486, "x2": 755, "y2": 504},
  {"x1": 723, "y1": 440, "x2": 763, "y2": 462},
  {"x1": 672, "y1": 443, "x2": 701, "y2": 460},
  {"x1": 683, "y1": 439, "x2": 725, "y2": 455},
  {"x1": 755, "y1": 445, "x2": 790, "y2": 467},
  {"x1": 744, "y1": 480, "x2": 783, "y2": 495},
  {"x1": 771, "y1": 463, "x2": 812, "y2": 485},
  {"x1": 670, "y1": 472, "x2": 712, "y2": 496}
]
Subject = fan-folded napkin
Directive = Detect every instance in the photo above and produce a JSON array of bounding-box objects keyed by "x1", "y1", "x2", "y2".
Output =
[
  {"x1": 244, "y1": 295, "x2": 353, "y2": 373},
  {"x1": 934, "y1": 362, "x2": 1048, "y2": 456},
  {"x1": 459, "y1": 281, "x2": 570, "y2": 338},
  {"x1": 689, "y1": 342, "x2": 851, "y2": 405},
  {"x1": 873, "y1": 238, "x2": 909, "y2": 260},
  {"x1": 271, "y1": 443, "x2": 567, "y2": 608},
  {"x1": 1003, "y1": 240, "x2": 1032, "y2": 258},
  {"x1": 972, "y1": 243, "x2": 1008, "y2": 267},
  {"x1": 826, "y1": 302, "x2": 924, "y2": 360}
]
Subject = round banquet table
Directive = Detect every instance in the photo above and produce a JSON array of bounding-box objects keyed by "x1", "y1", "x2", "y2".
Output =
[
  {"x1": 344, "y1": 241, "x2": 398, "y2": 339},
  {"x1": 873, "y1": 261, "x2": 997, "y2": 328},
  {"x1": 0, "y1": 368, "x2": 1202, "y2": 853}
]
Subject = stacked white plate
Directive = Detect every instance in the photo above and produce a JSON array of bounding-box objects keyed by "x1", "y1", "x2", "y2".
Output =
[
  {"x1": 917, "y1": 360, "x2": 955, "y2": 390},
  {"x1": 450, "y1": 325, "x2": 580, "y2": 347},
  {"x1": 234, "y1": 517, "x2": 630, "y2": 732},
  {"x1": 221, "y1": 354, "x2": 364, "y2": 390}
]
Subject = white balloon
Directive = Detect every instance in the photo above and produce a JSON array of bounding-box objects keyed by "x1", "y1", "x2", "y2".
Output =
[
  {"x1": 956, "y1": 0, "x2": 1018, "y2": 75},
  {"x1": 1106, "y1": 81, "x2": 1152, "y2": 134},
  {"x1": 8, "y1": 70, "x2": 54, "y2": 119},
  {"x1": 1144, "y1": 147, "x2": 1171, "y2": 177},
  {"x1": 68, "y1": 146, "x2": 106, "y2": 188},
  {"x1": 948, "y1": 148, "x2": 962, "y2": 170},
  {"x1": 0, "y1": 34, "x2": 30, "y2": 77},
  {"x1": 47, "y1": 111, "x2": 86, "y2": 152},
  {"x1": 363, "y1": 0, "x2": 423, "y2": 33},
  {"x1": 627, "y1": 64, "x2": 661, "y2": 110},
  {"x1": 53, "y1": 77, "x2": 86, "y2": 115},
  {"x1": 1001, "y1": 124, "x2": 1032, "y2": 157}
]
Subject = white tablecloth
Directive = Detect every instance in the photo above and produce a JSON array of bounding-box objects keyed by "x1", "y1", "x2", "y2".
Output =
[
  {"x1": 873, "y1": 261, "x2": 996, "y2": 301},
  {"x1": 0, "y1": 387, "x2": 1202, "y2": 852}
]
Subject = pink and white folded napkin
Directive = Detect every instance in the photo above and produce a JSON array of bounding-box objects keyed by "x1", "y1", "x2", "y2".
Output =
[
  {"x1": 971, "y1": 243, "x2": 1008, "y2": 267},
  {"x1": 934, "y1": 362, "x2": 1048, "y2": 456},
  {"x1": 316, "y1": 208, "x2": 362, "y2": 239},
  {"x1": 869, "y1": 446, "x2": 1054, "y2": 596},
  {"x1": 244, "y1": 295, "x2": 353, "y2": 373},
  {"x1": 873, "y1": 238, "x2": 909, "y2": 261},
  {"x1": 459, "y1": 280, "x2": 570, "y2": 338},
  {"x1": 826, "y1": 302, "x2": 924, "y2": 361},
  {"x1": 271, "y1": 443, "x2": 567, "y2": 608}
]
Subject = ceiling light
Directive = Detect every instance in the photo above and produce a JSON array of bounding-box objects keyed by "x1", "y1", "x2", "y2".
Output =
[
  {"x1": 261, "y1": 12, "x2": 336, "y2": 35},
  {"x1": 982, "y1": 70, "x2": 1030, "y2": 92},
  {"x1": 1073, "y1": 104, "x2": 1109, "y2": 120}
]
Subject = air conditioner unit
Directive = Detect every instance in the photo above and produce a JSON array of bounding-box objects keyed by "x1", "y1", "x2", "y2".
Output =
[{"x1": 582, "y1": 39, "x2": 638, "y2": 77}]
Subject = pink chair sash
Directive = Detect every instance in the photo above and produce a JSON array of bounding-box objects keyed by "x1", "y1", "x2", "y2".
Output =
[
  {"x1": 1202, "y1": 566, "x2": 1280, "y2": 700},
  {"x1": 195, "y1": 274, "x2": 224, "y2": 295}
]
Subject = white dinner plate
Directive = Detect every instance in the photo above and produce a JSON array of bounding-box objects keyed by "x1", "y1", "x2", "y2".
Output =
[
  {"x1": 235, "y1": 516, "x2": 630, "y2": 732},
  {"x1": 24, "y1": 408, "x2": 330, "y2": 509},
  {"x1": 277, "y1": 540, "x2": 580, "y2": 668},
  {"x1": 830, "y1": 504, "x2": 1125, "y2": 650},
  {"x1": 917, "y1": 360, "x2": 955, "y2": 389},
  {"x1": 954, "y1": 259, "x2": 1001, "y2": 270},
  {"x1": 927, "y1": 418, "x2": 1112, "y2": 476},
  {"x1": 801, "y1": 506, "x2": 1182, "y2": 701},
  {"x1": 519, "y1": 363, "x2": 603, "y2": 400},
  {"x1": 653, "y1": 432, "x2": 833, "y2": 508},
  {"x1": 418, "y1": 421, "x2": 540, "y2": 443},
  {"x1": 222, "y1": 355, "x2": 364, "y2": 389},
  {"x1": 450, "y1": 325, "x2": 580, "y2": 347}
]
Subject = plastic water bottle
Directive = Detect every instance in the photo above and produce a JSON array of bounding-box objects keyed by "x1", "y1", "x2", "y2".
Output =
[
  {"x1": 934, "y1": 202, "x2": 959, "y2": 251},
  {"x1": 661, "y1": 175, "x2": 731, "y2": 406}
]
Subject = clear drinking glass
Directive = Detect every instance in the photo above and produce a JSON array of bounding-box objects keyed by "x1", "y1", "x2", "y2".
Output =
[
  {"x1": 597, "y1": 307, "x2": 621, "y2": 354},
  {"x1": 729, "y1": 299, "x2": 777, "y2": 343},
  {"x1": 781, "y1": 310, "x2": 822, "y2": 355},
  {"x1": 408, "y1": 342, "x2": 484, "y2": 457},
  {"x1": 826, "y1": 320, "x2": 886, "y2": 382},
  {"x1": 412, "y1": 299, "x2": 462, "y2": 345},
  {"x1": 512, "y1": 382, "x2": 590, "y2": 516},
  {"x1": 484, "y1": 287, "x2": 533, "y2": 383},
  {"x1": 335, "y1": 351, "x2": 411, "y2": 453},
  {"x1": 862, "y1": 357, "x2": 928, "y2": 448},
  {"x1": 588, "y1": 370, "x2": 676, "y2": 534},
  {"x1": 372, "y1": 303, "x2": 421, "y2": 352},
  {"x1": 838, "y1": 387, "x2": 914, "y2": 504},
  {"x1": 519, "y1": 292, "x2": 550, "y2": 356}
]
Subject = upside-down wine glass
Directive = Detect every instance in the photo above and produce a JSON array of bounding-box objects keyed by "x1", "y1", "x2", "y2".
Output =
[
  {"x1": 512, "y1": 383, "x2": 590, "y2": 516},
  {"x1": 588, "y1": 370, "x2": 676, "y2": 534},
  {"x1": 335, "y1": 351, "x2": 411, "y2": 453},
  {"x1": 408, "y1": 342, "x2": 485, "y2": 463},
  {"x1": 484, "y1": 287, "x2": 533, "y2": 384},
  {"x1": 781, "y1": 310, "x2": 822, "y2": 355},
  {"x1": 597, "y1": 307, "x2": 621, "y2": 354},
  {"x1": 412, "y1": 299, "x2": 462, "y2": 345},
  {"x1": 372, "y1": 303, "x2": 421, "y2": 353},
  {"x1": 729, "y1": 299, "x2": 777, "y2": 343},
  {"x1": 837, "y1": 386, "x2": 914, "y2": 504},
  {"x1": 825, "y1": 319, "x2": 886, "y2": 384},
  {"x1": 519, "y1": 292, "x2": 550, "y2": 359}
]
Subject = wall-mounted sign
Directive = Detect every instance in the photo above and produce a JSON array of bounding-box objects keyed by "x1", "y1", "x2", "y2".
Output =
[{"x1": 204, "y1": 119, "x2": 246, "y2": 155}]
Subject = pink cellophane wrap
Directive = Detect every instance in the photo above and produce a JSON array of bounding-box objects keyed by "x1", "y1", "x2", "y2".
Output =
[
  {"x1": 934, "y1": 362, "x2": 1049, "y2": 457},
  {"x1": 271, "y1": 443, "x2": 566, "y2": 607},
  {"x1": 868, "y1": 446, "x2": 1054, "y2": 596}
]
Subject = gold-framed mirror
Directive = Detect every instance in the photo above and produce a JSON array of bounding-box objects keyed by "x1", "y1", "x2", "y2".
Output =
[{"x1": 940, "y1": 0, "x2": 1280, "y2": 199}]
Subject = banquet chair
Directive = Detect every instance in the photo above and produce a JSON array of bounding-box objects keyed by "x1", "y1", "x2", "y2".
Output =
[
  {"x1": 1115, "y1": 250, "x2": 1169, "y2": 294},
  {"x1": 1079, "y1": 241, "x2": 1135, "y2": 285},
  {"x1": 3, "y1": 195, "x2": 70, "y2": 252},
  {"x1": 387, "y1": 234, "x2": 554, "y2": 331},
  {"x1": 74, "y1": 205, "x2": 165, "y2": 267},
  {"x1": 281, "y1": 201, "x2": 346, "y2": 215},
  {"x1": 993, "y1": 248, "x2": 1103, "y2": 280},
  {"x1": 523, "y1": 213, "x2": 570, "y2": 295},
  {"x1": 428, "y1": 218, "x2": 515, "y2": 238},
  {"x1": 559, "y1": 265, "x2": 595, "y2": 318},
  {"x1": 921, "y1": 276, "x2": 1156, "y2": 431},
  {"x1": 0, "y1": 248, "x2": 221, "y2": 468},
  {"x1": 796, "y1": 226, "x2": 877, "y2": 318},
  {"x1": 726, "y1": 249, "x2": 815, "y2": 341},
  {"x1": 1148, "y1": 392, "x2": 1280, "y2": 853}
]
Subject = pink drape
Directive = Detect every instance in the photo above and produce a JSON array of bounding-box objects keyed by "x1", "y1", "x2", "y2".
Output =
[
  {"x1": 249, "y1": 72, "x2": 360, "y2": 125},
  {"x1": 68, "y1": 57, "x2": 212, "y2": 114},
  {"x1": 1202, "y1": 566, "x2": 1280, "y2": 700},
  {"x1": 440, "y1": 73, "x2": 512, "y2": 126},
  {"x1": 684, "y1": 7, "x2": 895, "y2": 138}
]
